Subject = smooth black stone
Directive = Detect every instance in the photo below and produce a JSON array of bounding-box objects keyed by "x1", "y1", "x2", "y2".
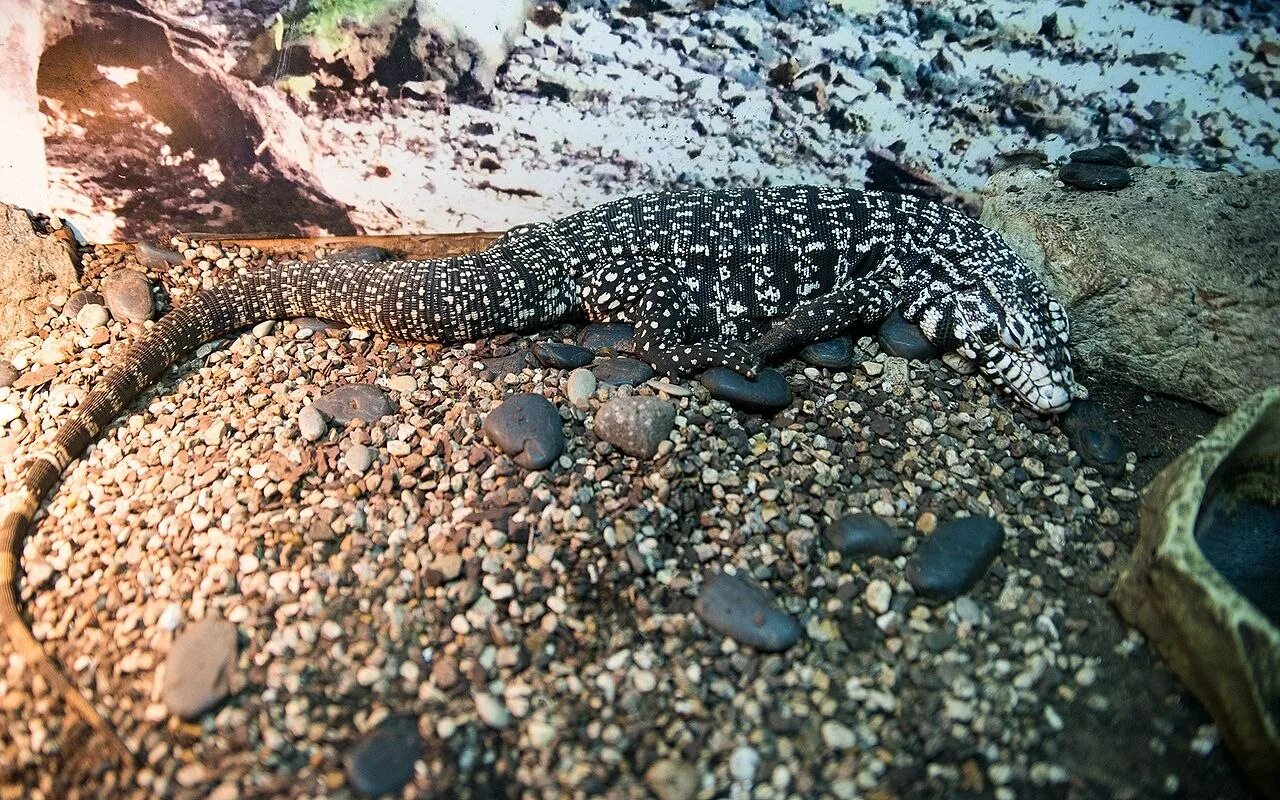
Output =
[
  {"x1": 799, "y1": 337, "x2": 853, "y2": 369},
  {"x1": 532, "y1": 341, "x2": 595, "y2": 370},
  {"x1": 824, "y1": 513, "x2": 904, "y2": 558},
  {"x1": 1078, "y1": 427, "x2": 1125, "y2": 472},
  {"x1": 906, "y1": 516, "x2": 1005, "y2": 602},
  {"x1": 315, "y1": 385, "x2": 395, "y2": 424},
  {"x1": 1061, "y1": 400, "x2": 1125, "y2": 475},
  {"x1": 1070, "y1": 144, "x2": 1135, "y2": 168},
  {"x1": 694, "y1": 570, "x2": 800, "y2": 652},
  {"x1": 1196, "y1": 488, "x2": 1280, "y2": 625},
  {"x1": 879, "y1": 311, "x2": 938, "y2": 360},
  {"x1": 701, "y1": 367, "x2": 792, "y2": 412},
  {"x1": 337, "y1": 245, "x2": 395, "y2": 262},
  {"x1": 577, "y1": 323, "x2": 636, "y2": 353},
  {"x1": 482, "y1": 393, "x2": 564, "y2": 470},
  {"x1": 478, "y1": 350, "x2": 531, "y2": 379},
  {"x1": 344, "y1": 715, "x2": 422, "y2": 797},
  {"x1": 592, "y1": 357, "x2": 654, "y2": 386},
  {"x1": 1059, "y1": 161, "x2": 1131, "y2": 191},
  {"x1": 294, "y1": 316, "x2": 346, "y2": 332}
]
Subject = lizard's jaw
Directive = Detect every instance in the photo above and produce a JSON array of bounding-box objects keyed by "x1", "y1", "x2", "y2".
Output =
[{"x1": 963, "y1": 343, "x2": 1074, "y2": 414}]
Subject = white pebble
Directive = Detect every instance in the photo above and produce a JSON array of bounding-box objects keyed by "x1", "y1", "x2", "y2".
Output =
[
  {"x1": 865, "y1": 579, "x2": 892, "y2": 614},
  {"x1": 729, "y1": 745, "x2": 759, "y2": 782},
  {"x1": 158, "y1": 603, "x2": 182, "y2": 632}
]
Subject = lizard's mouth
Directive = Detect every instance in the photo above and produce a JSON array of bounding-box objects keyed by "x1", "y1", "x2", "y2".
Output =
[{"x1": 961, "y1": 343, "x2": 1074, "y2": 413}]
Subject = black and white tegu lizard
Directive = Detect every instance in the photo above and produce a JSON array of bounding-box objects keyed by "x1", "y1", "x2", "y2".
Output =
[{"x1": 1, "y1": 185, "x2": 1074, "y2": 759}]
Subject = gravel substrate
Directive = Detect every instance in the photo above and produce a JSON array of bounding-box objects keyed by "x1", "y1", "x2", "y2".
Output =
[{"x1": 0, "y1": 240, "x2": 1257, "y2": 799}]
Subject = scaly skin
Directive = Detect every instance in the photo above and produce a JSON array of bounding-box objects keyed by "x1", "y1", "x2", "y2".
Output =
[{"x1": 1, "y1": 185, "x2": 1074, "y2": 765}]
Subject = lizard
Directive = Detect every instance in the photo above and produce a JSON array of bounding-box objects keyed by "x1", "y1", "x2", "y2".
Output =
[{"x1": 0, "y1": 184, "x2": 1075, "y2": 762}]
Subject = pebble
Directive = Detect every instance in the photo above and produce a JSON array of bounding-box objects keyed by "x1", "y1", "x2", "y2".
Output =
[
  {"x1": 315, "y1": 384, "x2": 395, "y2": 424},
  {"x1": 593, "y1": 396, "x2": 675, "y2": 458},
  {"x1": 821, "y1": 720, "x2": 857, "y2": 749},
  {"x1": 693, "y1": 570, "x2": 800, "y2": 652},
  {"x1": 64, "y1": 289, "x2": 104, "y2": 318},
  {"x1": 591, "y1": 357, "x2": 654, "y2": 386},
  {"x1": 823, "y1": 513, "x2": 903, "y2": 558},
  {"x1": 0, "y1": 404, "x2": 19, "y2": 426},
  {"x1": 861, "y1": 360, "x2": 884, "y2": 377},
  {"x1": 482, "y1": 393, "x2": 564, "y2": 469},
  {"x1": 729, "y1": 745, "x2": 760, "y2": 782},
  {"x1": 298, "y1": 405, "x2": 327, "y2": 441},
  {"x1": 565, "y1": 367, "x2": 597, "y2": 408},
  {"x1": 343, "y1": 715, "x2": 422, "y2": 797},
  {"x1": 1070, "y1": 144, "x2": 1135, "y2": 167},
  {"x1": 532, "y1": 341, "x2": 595, "y2": 369},
  {"x1": 865, "y1": 579, "x2": 893, "y2": 614},
  {"x1": 1062, "y1": 400, "x2": 1125, "y2": 475},
  {"x1": 0, "y1": 364, "x2": 17, "y2": 388},
  {"x1": 478, "y1": 350, "x2": 530, "y2": 379},
  {"x1": 100, "y1": 270, "x2": 156, "y2": 323},
  {"x1": 906, "y1": 516, "x2": 1006, "y2": 602},
  {"x1": 879, "y1": 311, "x2": 938, "y2": 359},
  {"x1": 700, "y1": 367, "x2": 791, "y2": 412},
  {"x1": 161, "y1": 617, "x2": 238, "y2": 719},
  {"x1": 799, "y1": 337, "x2": 853, "y2": 369},
  {"x1": 577, "y1": 322, "x2": 635, "y2": 353},
  {"x1": 385, "y1": 375, "x2": 417, "y2": 393},
  {"x1": 251, "y1": 320, "x2": 276, "y2": 338},
  {"x1": 644, "y1": 758, "x2": 699, "y2": 800},
  {"x1": 1059, "y1": 161, "x2": 1131, "y2": 191},
  {"x1": 344, "y1": 444, "x2": 374, "y2": 474},
  {"x1": 294, "y1": 317, "x2": 345, "y2": 333},
  {"x1": 474, "y1": 693, "x2": 511, "y2": 728},
  {"x1": 335, "y1": 245, "x2": 394, "y2": 262}
]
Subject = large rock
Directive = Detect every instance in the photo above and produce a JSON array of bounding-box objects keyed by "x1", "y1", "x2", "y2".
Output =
[
  {"x1": 0, "y1": 203, "x2": 77, "y2": 341},
  {"x1": 981, "y1": 167, "x2": 1279, "y2": 413}
]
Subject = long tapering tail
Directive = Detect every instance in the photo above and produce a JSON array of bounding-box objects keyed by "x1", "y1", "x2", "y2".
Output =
[
  {"x1": 1, "y1": 230, "x2": 582, "y2": 767},
  {"x1": 0, "y1": 269, "x2": 290, "y2": 761}
]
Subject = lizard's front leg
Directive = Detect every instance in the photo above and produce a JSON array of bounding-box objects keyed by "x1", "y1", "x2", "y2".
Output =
[{"x1": 625, "y1": 272, "x2": 762, "y2": 377}]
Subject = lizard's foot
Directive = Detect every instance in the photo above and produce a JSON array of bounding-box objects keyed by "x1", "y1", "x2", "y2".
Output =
[{"x1": 637, "y1": 340, "x2": 763, "y2": 378}]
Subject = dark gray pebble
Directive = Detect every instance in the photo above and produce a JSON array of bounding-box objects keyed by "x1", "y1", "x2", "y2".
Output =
[
  {"x1": 101, "y1": 270, "x2": 155, "y2": 323},
  {"x1": 1061, "y1": 400, "x2": 1125, "y2": 475},
  {"x1": 294, "y1": 317, "x2": 346, "y2": 333},
  {"x1": 577, "y1": 323, "x2": 635, "y2": 353},
  {"x1": 694, "y1": 570, "x2": 800, "y2": 652},
  {"x1": 799, "y1": 337, "x2": 853, "y2": 369},
  {"x1": 701, "y1": 367, "x2": 791, "y2": 412},
  {"x1": 1070, "y1": 144, "x2": 1135, "y2": 167},
  {"x1": 879, "y1": 311, "x2": 938, "y2": 360},
  {"x1": 592, "y1": 357, "x2": 654, "y2": 386},
  {"x1": 132, "y1": 241, "x2": 183, "y2": 269},
  {"x1": 1059, "y1": 161, "x2": 1131, "y2": 191},
  {"x1": 65, "y1": 289, "x2": 105, "y2": 318},
  {"x1": 315, "y1": 385, "x2": 396, "y2": 424},
  {"x1": 593, "y1": 396, "x2": 675, "y2": 459},
  {"x1": 344, "y1": 715, "x2": 422, "y2": 797},
  {"x1": 478, "y1": 350, "x2": 530, "y2": 379},
  {"x1": 337, "y1": 245, "x2": 394, "y2": 262},
  {"x1": 532, "y1": 341, "x2": 595, "y2": 370},
  {"x1": 482, "y1": 393, "x2": 564, "y2": 469},
  {"x1": 906, "y1": 516, "x2": 1005, "y2": 602},
  {"x1": 824, "y1": 513, "x2": 903, "y2": 558}
]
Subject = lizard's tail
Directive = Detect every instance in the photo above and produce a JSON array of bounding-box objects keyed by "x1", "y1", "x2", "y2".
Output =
[{"x1": 0, "y1": 267, "x2": 293, "y2": 764}]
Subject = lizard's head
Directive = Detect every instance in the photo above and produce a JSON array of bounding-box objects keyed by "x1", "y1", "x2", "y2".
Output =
[{"x1": 920, "y1": 279, "x2": 1075, "y2": 413}]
